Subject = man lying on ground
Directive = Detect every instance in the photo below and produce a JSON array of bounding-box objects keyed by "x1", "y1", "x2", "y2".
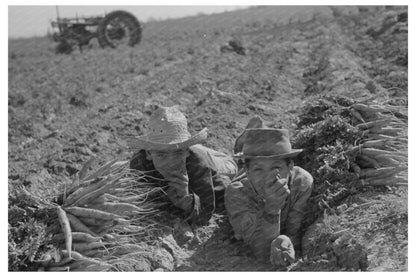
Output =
[
  {"x1": 126, "y1": 106, "x2": 237, "y2": 225},
  {"x1": 225, "y1": 125, "x2": 313, "y2": 267}
]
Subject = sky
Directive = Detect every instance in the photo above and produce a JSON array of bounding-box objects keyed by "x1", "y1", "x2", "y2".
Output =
[{"x1": 8, "y1": 5, "x2": 249, "y2": 38}]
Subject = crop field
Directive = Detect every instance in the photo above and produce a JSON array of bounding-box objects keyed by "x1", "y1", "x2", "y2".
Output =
[{"x1": 8, "y1": 6, "x2": 408, "y2": 271}]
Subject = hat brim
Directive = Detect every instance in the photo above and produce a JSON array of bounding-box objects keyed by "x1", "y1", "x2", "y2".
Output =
[
  {"x1": 126, "y1": 128, "x2": 208, "y2": 151},
  {"x1": 233, "y1": 149, "x2": 303, "y2": 159}
]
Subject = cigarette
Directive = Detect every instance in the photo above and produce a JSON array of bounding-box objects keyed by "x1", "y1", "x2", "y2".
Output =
[{"x1": 275, "y1": 170, "x2": 281, "y2": 180}]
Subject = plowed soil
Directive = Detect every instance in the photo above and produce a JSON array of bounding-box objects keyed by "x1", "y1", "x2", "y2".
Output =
[{"x1": 8, "y1": 6, "x2": 408, "y2": 271}]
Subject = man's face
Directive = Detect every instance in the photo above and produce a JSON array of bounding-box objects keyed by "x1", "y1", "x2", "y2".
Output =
[
  {"x1": 148, "y1": 149, "x2": 189, "y2": 184},
  {"x1": 246, "y1": 158, "x2": 291, "y2": 196}
]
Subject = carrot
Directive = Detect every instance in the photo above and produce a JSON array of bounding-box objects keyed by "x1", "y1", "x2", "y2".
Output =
[
  {"x1": 69, "y1": 260, "x2": 112, "y2": 272},
  {"x1": 67, "y1": 260, "x2": 93, "y2": 271},
  {"x1": 110, "y1": 160, "x2": 129, "y2": 170},
  {"x1": 71, "y1": 173, "x2": 123, "y2": 207},
  {"x1": 373, "y1": 155, "x2": 404, "y2": 166},
  {"x1": 61, "y1": 250, "x2": 111, "y2": 269},
  {"x1": 82, "y1": 158, "x2": 119, "y2": 182},
  {"x1": 80, "y1": 249, "x2": 106, "y2": 258},
  {"x1": 348, "y1": 140, "x2": 387, "y2": 154},
  {"x1": 65, "y1": 206, "x2": 123, "y2": 220},
  {"x1": 352, "y1": 103, "x2": 384, "y2": 113},
  {"x1": 90, "y1": 225, "x2": 112, "y2": 236},
  {"x1": 65, "y1": 173, "x2": 81, "y2": 197},
  {"x1": 357, "y1": 154, "x2": 380, "y2": 168},
  {"x1": 78, "y1": 156, "x2": 96, "y2": 181},
  {"x1": 369, "y1": 134, "x2": 407, "y2": 141},
  {"x1": 57, "y1": 206, "x2": 72, "y2": 259},
  {"x1": 71, "y1": 232, "x2": 101, "y2": 243},
  {"x1": 368, "y1": 125, "x2": 383, "y2": 133},
  {"x1": 88, "y1": 202, "x2": 148, "y2": 216},
  {"x1": 362, "y1": 139, "x2": 388, "y2": 149},
  {"x1": 103, "y1": 234, "x2": 116, "y2": 241},
  {"x1": 350, "y1": 162, "x2": 361, "y2": 176},
  {"x1": 61, "y1": 251, "x2": 112, "y2": 271},
  {"x1": 104, "y1": 193, "x2": 146, "y2": 203},
  {"x1": 359, "y1": 166, "x2": 407, "y2": 179},
  {"x1": 82, "y1": 263, "x2": 112, "y2": 272},
  {"x1": 45, "y1": 256, "x2": 72, "y2": 267},
  {"x1": 376, "y1": 155, "x2": 405, "y2": 166},
  {"x1": 364, "y1": 176, "x2": 407, "y2": 186},
  {"x1": 102, "y1": 193, "x2": 128, "y2": 202},
  {"x1": 370, "y1": 127, "x2": 402, "y2": 136},
  {"x1": 72, "y1": 242, "x2": 105, "y2": 252},
  {"x1": 361, "y1": 148, "x2": 397, "y2": 158},
  {"x1": 375, "y1": 152, "x2": 407, "y2": 161},
  {"x1": 47, "y1": 266, "x2": 70, "y2": 272},
  {"x1": 79, "y1": 217, "x2": 115, "y2": 227},
  {"x1": 84, "y1": 195, "x2": 107, "y2": 206},
  {"x1": 356, "y1": 118, "x2": 391, "y2": 130},
  {"x1": 350, "y1": 108, "x2": 365, "y2": 123},
  {"x1": 389, "y1": 122, "x2": 407, "y2": 129},
  {"x1": 379, "y1": 128, "x2": 403, "y2": 136},
  {"x1": 65, "y1": 172, "x2": 123, "y2": 207},
  {"x1": 64, "y1": 177, "x2": 105, "y2": 206},
  {"x1": 66, "y1": 213, "x2": 98, "y2": 236},
  {"x1": 61, "y1": 250, "x2": 85, "y2": 260},
  {"x1": 53, "y1": 232, "x2": 102, "y2": 243},
  {"x1": 366, "y1": 134, "x2": 392, "y2": 141}
]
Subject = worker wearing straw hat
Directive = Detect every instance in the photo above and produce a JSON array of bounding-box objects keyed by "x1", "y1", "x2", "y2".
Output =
[
  {"x1": 225, "y1": 122, "x2": 313, "y2": 267},
  {"x1": 126, "y1": 106, "x2": 238, "y2": 225}
]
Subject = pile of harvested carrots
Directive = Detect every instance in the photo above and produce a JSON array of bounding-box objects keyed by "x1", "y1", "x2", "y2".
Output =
[
  {"x1": 347, "y1": 101, "x2": 407, "y2": 187},
  {"x1": 36, "y1": 100, "x2": 407, "y2": 271},
  {"x1": 37, "y1": 159, "x2": 161, "y2": 271}
]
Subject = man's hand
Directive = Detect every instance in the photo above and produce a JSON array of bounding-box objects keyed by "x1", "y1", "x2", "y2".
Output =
[
  {"x1": 270, "y1": 235, "x2": 295, "y2": 268},
  {"x1": 263, "y1": 169, "x2": 290, "y2": 213}
]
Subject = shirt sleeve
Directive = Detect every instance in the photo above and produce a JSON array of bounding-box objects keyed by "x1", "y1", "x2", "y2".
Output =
[
  {"x1": 190, "y1": 145, "x2": 238, "y2": 178},
  {"x1": 225, "y1": 182, "x2": 281, "y2": 261},
  {"x1": 189, "y1": 144, "x2": 238, "y2": 193},
  {"x1": 284, "y1": 169, "x2": 313, "y2": 250}
]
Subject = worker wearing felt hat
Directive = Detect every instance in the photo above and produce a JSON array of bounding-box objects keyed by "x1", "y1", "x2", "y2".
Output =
[
  {"x1": 225, "y1": 121, "x2": 313, "y2": 268},
  {"x1": 126, "y1": 106, "x2": 238, "y2": 225}
]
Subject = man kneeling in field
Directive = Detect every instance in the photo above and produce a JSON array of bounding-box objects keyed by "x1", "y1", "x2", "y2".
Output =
[
  {"x1": 126, "y1": 106, "x2": 237, "y2": 225},
  {"x1": 225, "y1": 127, "x2": 313, "y2": 267}
]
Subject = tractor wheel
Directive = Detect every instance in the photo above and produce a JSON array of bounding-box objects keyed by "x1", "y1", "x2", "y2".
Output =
[{"x1": 97, "y1": 10, "x2": 142, "y2": 48}]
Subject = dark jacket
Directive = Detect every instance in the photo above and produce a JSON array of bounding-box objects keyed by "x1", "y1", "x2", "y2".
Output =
[{"x1": 130, "y1": 144, "x2": 238, "y2": 224}]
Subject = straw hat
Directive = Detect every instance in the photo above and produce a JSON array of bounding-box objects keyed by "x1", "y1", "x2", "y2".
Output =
[
  {"x1": 234, "y1": 128, "x2": 302, "y2": 159},
  {"x1": 126, "y1": 106, "x2": 207, "y2": 151}
]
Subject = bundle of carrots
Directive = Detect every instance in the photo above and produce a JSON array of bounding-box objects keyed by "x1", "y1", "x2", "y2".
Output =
[
  {"x1": 37, "y1": 158, "x2": 163, "y2": 271},
  {"x1": 347, "y1": 101, "x2": 407, "y2": 187},
  {"x1": 293, "y1": 96, "x2": 407, "y2": 225},
  {"x1": 296, "y1": 97, "x2": 408, "y2": 269}
]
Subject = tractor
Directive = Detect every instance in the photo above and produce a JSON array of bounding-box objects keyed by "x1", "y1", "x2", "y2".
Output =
[{"x1": 50, "y1": 10, "x2": 142, "y2": 54}]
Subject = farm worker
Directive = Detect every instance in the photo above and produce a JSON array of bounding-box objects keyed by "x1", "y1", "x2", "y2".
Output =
[
  {"x1": 225, "y1": 126, "x2": 313, "y2": 267},
  {"x1": 126, "y1": 106, "x2": 238, "y2": 225}
]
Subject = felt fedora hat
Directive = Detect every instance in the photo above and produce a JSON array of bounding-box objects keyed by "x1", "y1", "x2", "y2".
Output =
[
  {"x1": 126, "y1": 106, "x2": 207, "y2": 151},
  {"x1": 234, "y1": 115, "x2": 268, "y2": 154},
  {"x1": 233, "y1": 128, "x2": 302, "y2": 159}
]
